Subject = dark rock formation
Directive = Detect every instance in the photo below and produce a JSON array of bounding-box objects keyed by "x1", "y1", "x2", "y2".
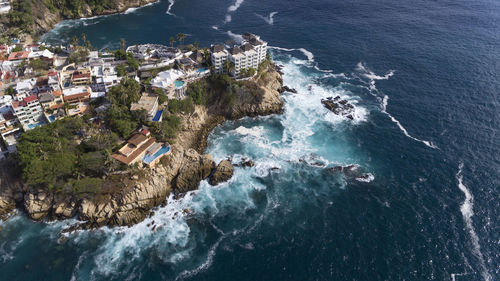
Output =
[
  {"x1": 281, "y1": 86, "x2": 298, "y2": 94},
  {"x1": 209, "y1": 160, "x2": 234, "y2": 185},
  {"x1": 321, "y1": 96, "x2": 355, "y2": 120}
]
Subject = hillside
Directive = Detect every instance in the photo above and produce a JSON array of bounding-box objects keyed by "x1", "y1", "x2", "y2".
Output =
[{"x1": 0, "y1": 0, "x2": 157, "y2": 39}]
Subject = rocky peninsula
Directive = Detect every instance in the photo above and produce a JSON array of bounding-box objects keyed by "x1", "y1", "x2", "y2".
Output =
[{"x1": 0, "y1": 63, "x2": 285, "y2": 229}]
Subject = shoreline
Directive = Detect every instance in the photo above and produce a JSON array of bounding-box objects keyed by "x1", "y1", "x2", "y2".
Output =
[{"x1": 0, "y1": 63, "x2": 285, "y2": 230}]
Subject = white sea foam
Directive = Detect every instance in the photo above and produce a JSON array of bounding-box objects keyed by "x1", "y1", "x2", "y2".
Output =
[
  {"x1": 456, "y1": 163, "x2": 491, "y2": 281},
  {"x1": 166, "y1": 0, "x2": 176, "y2": 16},
  {"x1": 256, "y1": 12, "x2": 278, "y2": 25},
  {"x1": 228, "y1": 0, "x2": 245, "y2": 12},
  {"x1": 355, "y1": 62, "x2": 438, "y2": 149},
  {"x1": 355, "y1": 173, "x2": 375, "y2": 183},
  {"x1": 226, "y1": 31, "x2": 243, "y2": 43},
  {"x1": 381, "y1": 96, "x2": 438, "y2": 149},
  {"x1": 234, "y1": 126, "x2": 266, "y2": 138},
  {"x1": 356, "y1": 62, "x2": 394, "y2": 81}
]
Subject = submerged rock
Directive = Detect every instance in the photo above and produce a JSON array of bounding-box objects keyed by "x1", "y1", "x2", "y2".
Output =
[
  {"x1": 321, "y1": 96, "x2": 355, "y2": 120},
  {"x1": 209, "y1": 160, "x2": 234, "y2": 185}
]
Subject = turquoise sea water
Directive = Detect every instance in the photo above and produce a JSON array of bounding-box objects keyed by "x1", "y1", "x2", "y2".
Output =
[{"x1": 1, "y1": 0, "x2": 499, "y2": 280}]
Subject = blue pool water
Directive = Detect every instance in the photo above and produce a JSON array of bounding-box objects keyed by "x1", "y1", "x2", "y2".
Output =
[
  {"x1": 27, "y1": 121, "x2": 46, "y2": 130},
  {"x1": 152, "y1": 110, "x2": 163, "y2": 122},
  {"x1": 48, "y1": 115, "x2": 56, "y2": 122},
  {"x1": 196, "y1": 68, "x2": 209, "y2": 73},
  {"x1": 174, "y1": 80, "x2": 185, "y2": 88},
  {"x1": 142, "y1": 145, "x2": 171, "y2": 165}
]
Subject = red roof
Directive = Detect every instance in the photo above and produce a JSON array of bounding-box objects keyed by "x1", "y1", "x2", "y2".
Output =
[
  {"x1": 48, "y1": 71, "x2": 58, "y2": 77},
  {"x1": 72, "y1": 73, "x2": 91, "y2": 79},
  {"x1": 8, "y1": 51, "x2": 30, "y2": 61},
  {"x1": 23, "y1": 95, "x2": 38, "y2": 103}
]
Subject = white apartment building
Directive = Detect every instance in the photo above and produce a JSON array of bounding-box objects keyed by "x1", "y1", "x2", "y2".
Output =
[
  {"x1": 11, "y1": 95, "x2": 45, "y2": 129},
  {"x1": 243, "y1": 33, "x2": 268, "y2": 63},
  {"x1": 210, "y1": 33, "x2": 268, "y2": 77},
  {"x1": 210, "y1": 44, "x2": 229, "y2": 74}
]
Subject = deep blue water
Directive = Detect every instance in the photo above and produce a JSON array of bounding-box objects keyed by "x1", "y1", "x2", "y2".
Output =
[{"x1": 1, "y1": 0, "x2": 499, "y2": 280}]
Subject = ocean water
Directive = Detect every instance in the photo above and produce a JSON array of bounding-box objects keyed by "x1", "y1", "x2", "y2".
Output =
[{"x1": 1, "y1": 0, "x2": 499, "y2": 280}]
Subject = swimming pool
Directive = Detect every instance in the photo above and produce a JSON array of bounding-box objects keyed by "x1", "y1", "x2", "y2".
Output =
[
  {"x1": 142, "y1": 145, "x2": 171, "y2": 165},
  {"x1": 174, "y1": 80, "x2": 185, "y2": 88},
  {"x1": 152, "y1": 110, "x2": 163, "y2": 122},
  {"x1": 196, "y1": 68, "x2": 209, "y2": 73},
  {"x1": 27, "y1": 121, "x2": 46, "y2": 130}
]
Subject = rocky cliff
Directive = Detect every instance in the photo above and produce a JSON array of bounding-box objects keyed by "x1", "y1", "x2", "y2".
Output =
[{"x1": 0, "y1": 65, "x2": 284, "y2": 229}]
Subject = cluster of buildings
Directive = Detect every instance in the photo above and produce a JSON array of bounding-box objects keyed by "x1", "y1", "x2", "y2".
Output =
[
  {"x1": 0, "y1": 44, "x2": 127, "y2": 156},
  {"x1": 0, "y1": 33, "x2": 269, "y2": 163},
  {"x1": 210, "y1": 33, "x2": 268, "y2": 77}
]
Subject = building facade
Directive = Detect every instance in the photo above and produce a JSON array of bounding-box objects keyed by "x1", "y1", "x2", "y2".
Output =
[{"x1": 210, "y1": 33, "x2": 268, "y2": 77}]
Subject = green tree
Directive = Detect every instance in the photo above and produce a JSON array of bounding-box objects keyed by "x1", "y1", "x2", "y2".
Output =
[
  {"x1": 176, "y1": 33, "x2": 185, "y2": 47},
  {"x1": 169, "y1": 37, "x2": 175, "y2": 47}
]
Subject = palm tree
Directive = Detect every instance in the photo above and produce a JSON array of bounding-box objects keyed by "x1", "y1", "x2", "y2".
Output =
[
  {"x1": 71, "y1": 36, "x2": 79, "y2": 49},
  {"x1": 81, "y1": 33, "x2": 87, "y2": 45},
  {"x1": 176, "y1": 33, "x2": 185, "y2": 47},
  {"x1": 169, "y1": 37, "x2": 175, "y2": 47},
  {"x1": 120, "y1": 38, "x2": 126, "y2": 51}
]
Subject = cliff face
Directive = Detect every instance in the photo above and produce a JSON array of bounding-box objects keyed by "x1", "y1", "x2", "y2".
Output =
[{"x1": 0, "y1": 66, "x2": 284, "y2": 229}]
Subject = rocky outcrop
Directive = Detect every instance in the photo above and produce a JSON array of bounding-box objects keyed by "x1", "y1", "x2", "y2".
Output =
[
  {"x1": 230, "y1": 67, "x2": 284, "y2": 119},
  {"x1": 0, "y1": 196, "x2": 16, "y2": 221},
  {"x1": 321, "y1": 96, "x2": 355, "y2": 120},
  {"x1": 174, "y1": 149, "x2": 215, "y2": 195},
  {"x1": 209, "y1": 160, "x2": 234, "y2": 186},
  {"x1": 24, "y1": 190, "x2": 54, "y2": 221}
]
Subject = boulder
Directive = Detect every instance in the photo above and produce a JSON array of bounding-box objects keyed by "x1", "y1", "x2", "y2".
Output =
[
  {"x1": 52, "y1": 197, "x2": 77, "y2": 219},
  {"x1": 173, "y1": 149, "x2": 216, "y2": 194},
  {"x1": 0, "y1": 195, "x2": 16, "y2": 220},
  {"x1": 24, "y1": 190, "x2": 54, "y2": 221},
  {"x1": 209, "y1": 160, "x2": 234, "y2": 185}
]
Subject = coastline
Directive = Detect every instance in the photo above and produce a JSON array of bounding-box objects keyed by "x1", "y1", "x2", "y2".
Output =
[
  {"x1": 0, "y1": 63, "x2": 285, "y2": 230},
  {"x1": 3, "y1": 0, "x2": 160, "y2": 40}
]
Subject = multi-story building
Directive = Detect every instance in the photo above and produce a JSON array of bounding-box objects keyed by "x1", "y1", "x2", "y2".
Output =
[
  {"x1": 210, "y1": 44, "x2": 228, "y2": 74},
  {"x1": 62, "y1": 86, "x2": 91, "y2": 116},
  {"x1": 243, "y1": 33, "x2": 268, "y2": 63},
  {"x1": 210, "y1": 33, "x2": 268, "y2": 77},
  {"x1": 11, "y1": 95, "x2": 45, "y2": 129}
]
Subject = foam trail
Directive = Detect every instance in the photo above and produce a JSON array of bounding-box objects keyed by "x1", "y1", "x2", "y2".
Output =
[
  {"x1": 256, "y1": 12, "x2": 278, "y2": 25},
  {"x1": 456, "y1": 163, "x2": 491, "y2": 281},
  {"x1": 227, "y1": 31, "x2": 243, "y2": 44},
  {"x1": 268, "y1": 46, "x2": 314, "y2": 63},
  {"x1": 356, "y1": 62, "x2": 437, "y2": 149},
  {"x1": 166, "y1": 0, "x2": 176, "y2": 16},
  {"x1": 223, "y1": 0, "x2": 245, "y2": 23},
  {"x1": 381, "y1": 96, "x2": 438, "y2": 149},
  {"x1": 228, "y1": 0, "x2": 244, "y2": 12}
]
